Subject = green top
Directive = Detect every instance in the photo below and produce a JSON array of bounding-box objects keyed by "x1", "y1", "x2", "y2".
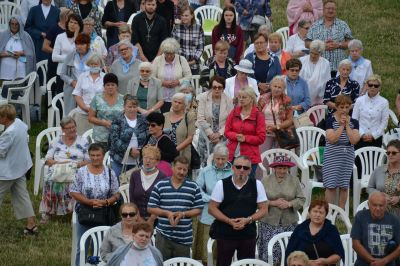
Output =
[{"x1": 137, "y1": 83, "x2": 148, "y2": 110}]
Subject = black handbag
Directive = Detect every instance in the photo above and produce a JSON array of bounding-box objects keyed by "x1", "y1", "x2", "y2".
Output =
[{"x1": 271, "y1": 102, "x2": 300, "y2": 149}]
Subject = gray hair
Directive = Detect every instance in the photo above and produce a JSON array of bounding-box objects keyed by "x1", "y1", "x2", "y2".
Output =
[
  {"x1": 60, "y1": 116, "x2": 76, "y2": 128},
  {"x1": 233, "y1": 155, "x2": 251, "y2": 164},
  {"x1": 139, "y1": 61, "x2": 153, "y2": 71},
  {"x1": 270, "y1": 75, "x2": 287, "y2": 90},
  {"x1": 310, "y1": 40, "x2": 325, "y2": 54},
  {"x1": 83, "y1": 17, "x2": 95, "y2": 25},
  {"x1": 160, "y1": 38, "x2": 180, "y2": 54},
  {"x1": 348, "y1": 39, "x2": 363, "y2": 50},
  {"x1": 117, "y1": 39, "x2": 134, "y2": 49},
  {"x1": 86, "y1": 53, "x2": 104, "y2": 67},
  {"x1": 298, "y1": 19, "x2": 311, "y2": 28},
  {"x1": 213, "y1": 143, "x2": 229, "y2": 157},
  {"x1": 368, "y1": 191, "x2": 386, "y2": 203},
  {"x1": 179, "y1": 81, "x2": 194, "y2": 92},
  {"x1": 338, "y1": 59, "x2": 352, "y2": 69},
  {"x1": 172, "y1": 92, "x2": 188, "y2": 106},
  {"x1": 257, "y1": 24, "x2": 272, "y2": 36}
]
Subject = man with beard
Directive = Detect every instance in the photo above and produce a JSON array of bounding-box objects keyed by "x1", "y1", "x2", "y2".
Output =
[
  {"x1": 208, "y1": 155, "x2": 268, "y2": 266},
  {"x1": 131, "y1": 0, "x2": 169, "y2": 62},
  {"x1": 148, "y1": 156, "x2": 203, "y2": 260}
]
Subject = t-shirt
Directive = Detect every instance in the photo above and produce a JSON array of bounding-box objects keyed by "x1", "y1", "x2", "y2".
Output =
[
  {"x1": 119, "y1": 246, "x2": 156, "y2": 266},
  {"x1": 351, "y1": 209, "x2": 400, "y2": 266}
]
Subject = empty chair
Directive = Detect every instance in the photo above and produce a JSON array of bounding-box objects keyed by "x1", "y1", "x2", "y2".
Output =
[
  {"x1": 200, "y1": 44, "x2": 214, "y2": 65},
  {"x1": 81, "y1": 128, "x2": 94, "y2": 144},
  {"x1": 47, "y1": 76, "x2": 57, "y2": 127},
  {"x1": 340, "y1": 234, "x2": 356, "y2": 266},
  {"x1": 194, "y1": 6, "x2": 222, "y2": 37},
  {"x1": 301, "y1": 147, "x2": 324, "y2": 207},
  {"x1": 306, "y1": 104, "x2": 327, "y2": 126},
  {"x1": 0, "y1": 2, "x2": 20, "y2": 30},
  {"x1": 354, "y1": 200, "x2": 369, "y2": 215},
  {"x1": 296, "y1": 126, "x2": 326, "y2": 156},
  {"x1": 163, "y1": 257, "x2": 203, "y2": 266},
  {"x1": 35, "y1": 59, "x2": 48, "y2": 98},
  {"x1": 51, "y1": 92, "x2": 65, "y2": 127},
  {"x1": 276, "y1": 27, "x2": 289, "y2": 50},
  {"x1": 119, "y1": 184, "x2": 129, "y2": 203},
  {"x1": 79, "y1": 226, "x2": 110, "y2": 266},
  {"x1": 231, "y1": 259, "x2": 271, "y2": 266}
]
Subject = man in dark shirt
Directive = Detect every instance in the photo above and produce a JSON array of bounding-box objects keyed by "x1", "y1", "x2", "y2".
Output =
[
  {"x1": 156, "y1": 0, "x2": 174, "y2": 34},
  {"x1": 131, "y1": 0, "x2": 168, "y2": 62}
]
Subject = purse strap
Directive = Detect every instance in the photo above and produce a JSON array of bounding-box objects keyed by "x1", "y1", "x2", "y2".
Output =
[
  {"x1": 270, "y1": 96, "x2": 278, "y2": 127},
  {"x1": 108, "y1": 167, "x2": 112, "y2": 198}
]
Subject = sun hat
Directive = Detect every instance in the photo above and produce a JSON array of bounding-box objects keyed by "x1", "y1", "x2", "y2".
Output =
[
  {"x1": 234, "y1": 59, "x2": 254, "y2": 74},
  {"x1": 269, "y1": 155, "x2": 296, "y2": 168}
]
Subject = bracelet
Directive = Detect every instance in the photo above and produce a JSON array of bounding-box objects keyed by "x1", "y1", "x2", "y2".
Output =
[{"x1": 247, "y1": 216, "x2": 253, "y2": 224}]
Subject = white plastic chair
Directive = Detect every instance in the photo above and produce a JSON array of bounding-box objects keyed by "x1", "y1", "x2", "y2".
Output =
[
  {"x1": 355, "y1": 200, "x2": 369, "y2": 215},
  {"x1": 352, "y1": 146, "x2": 386, "y2": 212},
  {"x1": 267, "y1": 231, "x2": 292, "y2": 266},
  {"x1": 79, "y1": 226, "x2": 110, "y2": 266},
  {"x1": 296, "y1": 126, "x2": 326, "y2": 156},
  {"x1": 382, "y1": 128, "x2": 400, "y2": 148},
  {"x1": 275, "y1": 27, "x2": 289, "y2": 50},
  {"x1": 301, "y1": 147, "x2": 324, "y2": 207},
  {"x1": 190, "y1": 75, "x2": 201, "y2": 96},
  {"x1": 194, "y1": 6, "x2": 222, "y2": 36},
  {"x1": 388, "y1": 109, "x2": 399, "y2": 126},
  {"x1": 200, "y1": 44, "x2": 214, "y2": 65},
  {"x1": 51, "y1": 92, "x2": 64, "y2": 127},
  {"x1": 340, "y1": 234, "x2": 356, "y2": 266},
  {"x1": 36, "y1": 60, "x2": 48, "y2": 96},
  {"x1": 231, "y1": 259, "x2": 270, "y2": 266},
  {"x1": 163, "y1": 257, "x2": 203, "y2": 266},
  {"x1": 82, "y1": 128, "x2": 94, "y2": 144},
  {"x1": 103, "y1": 151, "x2": 111, "y2": 167},
  {"x1": 119, "y1": 184, "x2": 130, "y2": 203},
  {"x1": 301, "y1": 203, "x2": 352, "y2": 233},
  {"x1": 34, "y1": 127, "x2": 62, "y2": 195},
  {"x1": 127, "y1": 12, "x2": 138, "y2": 25},
  {"x1": 71, "y1": 210, "x2": 77, "y2": 266},
  {"x1": 46, "y1": 76, "x2": 57, "y2": 127},
  {"x1": 0, "y1": 2, "x2": 20, "y2": 30},
  {"x1": 306, "y1": 105, "x2": 328, "y2": 126}
]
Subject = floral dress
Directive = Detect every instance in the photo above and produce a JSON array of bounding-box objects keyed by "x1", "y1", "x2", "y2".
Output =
[
  {"x1": 39, "y1": 136, "x2": 89, "y2": 216},
  {"x1": 384, "y1": 170, "x2": 400, "y2": 217}
]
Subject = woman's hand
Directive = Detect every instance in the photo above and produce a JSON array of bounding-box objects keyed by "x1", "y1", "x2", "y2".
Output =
[
  {"x1": 71, "y1": 80, "x2": 77, "y2": 88},
  {"x1": 338, "y1": 113, "x2": 347, "y2": 126},
  {"x1": 130, "y1": 148, "x2": 140, "y2": 158},
  {"x1": 90, "y1": 199, "x2": 106, "y2": 208},
  {"x1": 236, "y1": 133, "x2": 245, "y2": 142},
  {"x1": 208, "y1": 133, "x2": 221, "y2": 144},
  {"x1": 309, "y1": 258, "x2": 327, "y2": 266},
  {"x1": 243, "y1": 9, "x2": 248, "y2": 16},
  {"x1": 267, "y1": 125, "x2": 277, "y2": 131}
]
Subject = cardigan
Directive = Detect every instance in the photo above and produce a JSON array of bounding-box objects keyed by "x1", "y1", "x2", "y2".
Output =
[
  {"x1": 99, "y1": 222, "x2": 126, "y2": 263},
  {"x1": 110, "y1": 58, "x2": 141, "y2": 95},
  {"x1": 126, "y1": 77, "x2": 163, "y2": 110}
]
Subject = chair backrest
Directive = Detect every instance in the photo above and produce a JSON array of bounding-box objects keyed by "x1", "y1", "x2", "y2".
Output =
[
  {"x1": 388, "y1": 109, "x2": 399, "y2": 127},
  {"x1": 127, "y1": 12, "x2": 138, "y2": 25},
  {"x1": 340, "y1": 234, "x2": 357, "y2": 266},
  {"x1": 231, "y1": 259, "x2": 271, "y2": 266},
  {"x1": 194, "y1": 5, "x2": 222, "y2": 25},
  {"x1": 104, "y1": 151, "x2": 111, "y2": 167},
  {"x1": 382, "y1": 128, "x2": 400, "y2": 148},
  {"x1": 6, "y1": 71, "x2": 37, "y2": 101},
  {"x1": 79, "y1": 226, "x2": 110, "y2": 266},
  {"x1": 275, "y1": 27, "x2": 289, "y2": 50},
  {"x1": 51, "y1": 92, "x2": 64, "y2": 127},
  {"x1": 354, "y1": 146, "x2": 386, "y2": 181},
  {"x1": 355, "y1": 200, "x2": 369, "y2": 214},
  {"x1": 82, "y1": 128, "x2": 94, "y2": 144},
  {"x1": 190, "y1": 75, "x2": 201, "y2": 96},
  {"x1": 163, "y1": 257, "x2": 203, "y2": 266},
  {"x1": 201, "y1": 44, "x2": 214, "y2": 65},
  {"x1": 36, "y1": 60, "x2": 48, "y2": 95},
  {"x1": 119, "y1": 184, "x2": 130, "y2": 203},
  {"x1": 306, "y1": 105, "x2": 328, "y2": 126},
  {"x1": 267, "y1": 231, "x2": 292, "y2": 266},
  {"x1": 259, "y1": 148, "x2": 305, "y2": 177},
  {"x1": 47, "y1": 76, "x2": 57, "y2": 105},
  {"x1": 0, "y1": 2, "x2": 20, "y2": 27},
  {"x1": 296, "y1": 126, "x2": 326, "y2": 156}
]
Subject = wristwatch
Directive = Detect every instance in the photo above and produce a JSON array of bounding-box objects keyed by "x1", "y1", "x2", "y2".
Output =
[{"x1": 247, "y1": 216, "x2": 253, "y2": 224}]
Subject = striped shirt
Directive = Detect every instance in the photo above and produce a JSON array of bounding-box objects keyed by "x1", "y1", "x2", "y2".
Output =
[{"x1": 148, "y1": 178, "x2": 203, "y2": 246}]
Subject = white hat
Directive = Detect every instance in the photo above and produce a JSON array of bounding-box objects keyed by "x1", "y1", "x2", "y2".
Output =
[{"x1": 234, "y1": 59, "x2": 254, "y2": 74}]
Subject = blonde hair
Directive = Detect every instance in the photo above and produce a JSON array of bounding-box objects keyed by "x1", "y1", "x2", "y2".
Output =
[
  {"x1": 287, "y1": 251, "x2": 310, "y2": 266},
  {"x1": 239, "y1": 86, "x2": 257, "y2": 106},
  {"x1": 270, "y1": 75, "x2": 287, "y2": 90},
  {"x1": 142, "y1": 145, "x2": 161, "y2": 161},
  {"x1": 365, "y1": 74, "x2": 382, "y2": 87},
  {"x1": 268, "y1": 32, "x2": 283, "y2": 47}
]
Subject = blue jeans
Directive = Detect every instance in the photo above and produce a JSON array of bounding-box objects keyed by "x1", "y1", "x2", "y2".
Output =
[{"x1": 75, "y1": 220, "x2": 95, "y2": 266}]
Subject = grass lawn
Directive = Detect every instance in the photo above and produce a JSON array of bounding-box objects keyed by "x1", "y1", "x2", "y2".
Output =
[{"x1": 0, "y1": 0, "x2": 399, "y2": 265}]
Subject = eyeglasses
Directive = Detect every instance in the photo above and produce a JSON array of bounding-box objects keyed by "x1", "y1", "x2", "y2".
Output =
[
  {"x1": 121, "y1": 212, "x2": 136, "y2": 218},
  {"x1": 119, "y1": 47, "x2": 129, "y2": 52},
  {"x1": 212, "y1": 85, "x2": 224, "y2": 90},
  {"x1": 63, "y1": 126, "x2": 76, "y2": 130},
  {"x1": 140, "y1": 69, "x2": 151, "y2": 73},
  {"x1": 386, "y1": 151, "x2": 400, "y2": 156},
  {"x1": 234, "y1": 165, "x2": 251, "y2": 170},
  {"x1": 149, "y1": 123, "x2": 159, "y2": 127},
  {"x1": 367, "y1": 83, "x2": 380, "y2": 88}
]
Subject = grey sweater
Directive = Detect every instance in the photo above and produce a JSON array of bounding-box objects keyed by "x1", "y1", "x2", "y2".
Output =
[
  {"x1": 100, "y1": 222, "x2": 127, "y2": 263},
  {"x1": 106, "y1": 241, "x2": 163, "y2": 266}
]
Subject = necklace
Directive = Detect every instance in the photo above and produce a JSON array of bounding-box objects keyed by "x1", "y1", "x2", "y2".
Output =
[{"x1": 145, "y1": 18, "x2": 155, "y2": 43}]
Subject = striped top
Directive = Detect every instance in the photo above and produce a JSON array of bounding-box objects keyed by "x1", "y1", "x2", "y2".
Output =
[
  {"x1": 148, "y1": 179, "x2": 203, "y2": 246},
  {"x1": 326, "y1": 116, "x2": 359, "y2": 146}
]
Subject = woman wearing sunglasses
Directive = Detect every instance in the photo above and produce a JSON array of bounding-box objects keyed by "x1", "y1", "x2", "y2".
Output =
[
  {"x1": 100, "y1": 203, "x2": 141, "y2": 263},
  {"x1": 368, "y1": 139, "x2": 400, "y2": 218}
]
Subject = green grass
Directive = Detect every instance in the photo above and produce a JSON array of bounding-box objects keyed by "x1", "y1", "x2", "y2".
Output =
[{"x1": 0, "y1": 0, "x2": 399, "y2": 265}]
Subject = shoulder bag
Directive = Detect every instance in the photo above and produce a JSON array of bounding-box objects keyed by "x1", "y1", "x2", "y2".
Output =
[
  {"x1": 48, "y1": 162, "x2": 77, "y2": 183},
  {"x1": 119, "y1": 148, "x2": 139, "y2": 185}
]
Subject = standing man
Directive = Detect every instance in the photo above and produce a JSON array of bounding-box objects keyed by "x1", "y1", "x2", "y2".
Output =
[
  {"x1": 156, "y1": 0, "x2": 174, "y2": 34},
  {"x1": 305, "y1": 0, "x2": 352, "y2": 77},
  {"x1": 208, "y1": 155, "x2": 268, "y2": 266},
  {"x1": 148, "y1": 156, "x2": 204, "y2": 260},
  {"x1": 131, "y1": 0, "x2": 169, "y2": 62},
  {"x1": 351, "y1": 192, "x2": 400, "y2": 266}
]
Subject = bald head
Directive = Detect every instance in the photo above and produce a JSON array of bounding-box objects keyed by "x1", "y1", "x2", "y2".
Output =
[{"x1": 368, "y1": 191, "x2": 386, "y2": 220}]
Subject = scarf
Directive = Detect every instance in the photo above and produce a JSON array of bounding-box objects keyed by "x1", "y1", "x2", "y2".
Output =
[
  {"x1": 119, "y1": 55, "x2": 136, "y2": 74},
  {"x1": 348, "y1": 55, "x2": 365, "y2": 70},
  {"x1": 74, "y1": 52, "x2": 90, "y2": 73}
]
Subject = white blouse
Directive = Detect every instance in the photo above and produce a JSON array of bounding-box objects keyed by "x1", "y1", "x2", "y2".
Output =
[
  {"x1": 52, "y1": 33, "x2": 76, "y2": 75},
  {"x1": 72, "y1": 71, "x2": 105, "y2": 113}
]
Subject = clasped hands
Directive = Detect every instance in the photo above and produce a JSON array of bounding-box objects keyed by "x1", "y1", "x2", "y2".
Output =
[
  {"x1": 167, "y1": 211, "x2": 184, "y2": 227},
  {"x1": 227, "y1": 217, "x2": 250, "y2": 230}
]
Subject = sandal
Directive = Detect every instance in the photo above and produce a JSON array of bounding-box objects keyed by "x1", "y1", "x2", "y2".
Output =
[{"x1": 24, "y1": 225, "x2": 39, "y2": 236}]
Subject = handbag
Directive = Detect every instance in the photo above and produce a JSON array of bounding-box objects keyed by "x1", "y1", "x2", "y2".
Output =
[
  {"x1": 271, "y1": 100, "x2": 300, "y2": 149},
  {"x1": 48, "y1": 162, "x2": 77, "y2": 183},
  {"x1": 119, "y1": 148, "x2": 139, "y2": 185},
  {"x1": 251, "y1": 15, "x2": 266, "y2": 27},
  {"x1": 293, "y1": 112, "x2": 313, "y2": 128}
]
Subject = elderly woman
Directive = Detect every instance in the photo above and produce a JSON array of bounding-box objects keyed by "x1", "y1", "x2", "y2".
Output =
[
  {"x1": 72, "y1": 53, "x2": 105, "y2": 135},
  {"x1": 258, "y1": 155, "x2": 306, "y2": 263},
  {"x1": 269, "y1": 32, "x2": 292, "y2": 75},
  {"x1": 199, "y1": 40, "x2": 236, "y2": 91},
  {"x1": 82, "y1": 17, "x2": 107, "y2": 58},
  {"x1": 70, "y1": 143, "x2": 120, "y2": 266},
  {"x1": 299, "y1": 40, "x2": 331, "y2": 106},
  {"x1": 197, "y1": 76, "x2": 233, "y2": 167},
  {"x1": 323, "y1": 95, "x2": 360, "y2": 210},
  {"x1": 286, "y1": 0, "x2": 323, "y2": 35},
  {"x1": 110, "y1": 39, "x2": 141, "y2": 95},
  {"x1": 243, "y1": 24, "x2": 272, "y2": 58},
  {"x1": 193, "y1": 143, "x2": 233, "y2": 264},
  {"x1": 70, "y1": 0, "x2": 102, "y2": 36},
  {"x1": 225, "y1": 86, "x2": 266, "y2": 178},
  {"x1": 88, "y1": 73, "x2": 124, "y2": 149},
  {"x1": 172, "y1": 6, "x2": 204, "y2": 75},
  {"x1": 244, "y1": 33, "x2": 281, "y2": 94},
  {"x1": 348, "y1": 39, "x2": 373, "y2": 95},
  {"x1": 129, "y1": 145, "x2": 167, "y2": 223},
  {"x1": 126, "y1": 62, "x2": 164, "y2": 116},
  {"x1": 211, "y1": 6, "x2": 244, "y2": 64},
  {"x1": 287, "y1": 251, "x2": 310, "y2": 266},
  {"x1": 286, "y1": 20, "x2": 312, "y2": 58},
  {"x1": 39, "y1": 117, "x2": 90, "y2": 223},
  {"x1": 225, "y1": 59, "x2": 259, "y2": 101},
  {"x1": 286, "y1": 200, "x2": 344, "y2": 265},
  {"x1": 179, "y1": 82, "x2": 198, "y2": 114},
  {"x1": 352, "y1": 74, "x2": 389, "y2": 148},
  {"x1": 324, "y1": 59, "x2": 360, "y2": 115},
  {"x1": 100, "y1": 203, "x2": 141, "y2": 263},
  {"x1": 152, "y1": 38, "x2": 192, "y2": 113},
  {"x1": 258, "y1": 76, "x2": 294, "y2": 150},
  {"x1": 367, "y1": 140, "x2": 400, "y2": 218},
  {"x1": 60, "y1": 33, "x2": 93, "y2": 115},
  {"x1": 105, "y1": 25, "x2": 137, "y2": 70},
  {"x1": 109, "y1": 95, "x2": 148, "y2": 177},
  {"x1": 286, "y1": 59, "x2": 311, "y2": 114}
]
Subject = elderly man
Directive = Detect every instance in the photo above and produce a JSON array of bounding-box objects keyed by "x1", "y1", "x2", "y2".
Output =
[
  {"x1": 305, "y1": 0, "x2": 352, "y2": 77},
  {"x1": 351, "y1": 192, "x2": 400, "y2": 266},
  {"x1": 209, "y1": 155, "x2": 268, "y2": 266}
]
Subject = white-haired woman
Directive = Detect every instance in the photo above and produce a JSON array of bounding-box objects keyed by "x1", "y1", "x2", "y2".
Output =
[
  {"x1": 179, "y1": 82, "x2": 198, "y2": 114},
  {"x1": 82, "y1": 17, "x2": 107, "y2": 59},
  {"x1": 72, "y1": 53, "x2": 105, "y2": 135},
  {"x1": 348, "y1": 39, "x2": 373, "y2": 95},
  {"x1": 324, "y1": 59, "x2": 360, "y2": 115},
  {"x1": 126, "y1": 61, "x2": 164, "y2": 116},
  {"x1": 299, "y1": 39, "x2": 331, "y2": 106},
  {"x1": 152, "y1": 38, "x2": 192, "y2": 113},
  {"x1": 110, "y1": 39, "x2": 141, "y2": 95},
  {"x1": 163, "y1": 93, "x2": 196, "y2": 166}
]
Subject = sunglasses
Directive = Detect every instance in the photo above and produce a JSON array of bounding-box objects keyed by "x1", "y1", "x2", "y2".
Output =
[
  {"x1": 367, "y1": 83, "x2": 380, "y2": 88},
  {"x1": 121, "y1": 212, "x2": 136, "y2": 218},
  {"x1": 212, "y1": 85, "x2": 224, "y2": 90},
  {"x1": 386, "y1": 151, "x2": 399, "y2": 156},
  {"x1": 234, "y1": 165, "x2": 251, "y2": 170}
]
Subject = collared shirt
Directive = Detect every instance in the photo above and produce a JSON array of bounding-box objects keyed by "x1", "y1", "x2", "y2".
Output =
[
  {"x1": 352, "y1": 93, "x2": 389, "y2": 138},
  {"x1": 349, "y1": 56, "x2": 373, "y2": 90},
  {"x1": 306, "y1": 18, "x2": 353, "y2": 71},
  {"x1": 72, "y1": 71, "x2": 105, "y2": 113},
  {"x1": 286, "y1": 33, "x2": 306, "y2": 55},
  {"x1": 323, "y1": 76, "x2": 359, "y2": 114},
  {"x1": 285, "y1": 76, "x2": 311, "y2": 113}
]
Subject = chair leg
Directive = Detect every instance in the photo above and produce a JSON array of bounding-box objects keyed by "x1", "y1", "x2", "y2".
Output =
[
  {"x1": 48, "y1": 107, "x2": 54, "y2": 128},
  {"x1": 21, "y1": 104, "x2": 30, "y2": 128}
]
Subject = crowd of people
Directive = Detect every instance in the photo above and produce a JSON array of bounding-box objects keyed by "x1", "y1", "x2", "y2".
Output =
[{"x1": 1, "y1": 0, "x2": 400, "y2": 265}]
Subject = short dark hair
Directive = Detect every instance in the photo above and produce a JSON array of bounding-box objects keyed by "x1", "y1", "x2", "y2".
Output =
[
  {"x1": 173, "y1": 156, "x2": 189, "y2": 166},
  {"x1": 308, "y1": 199, "x2": 329, "y2": 215},
  {"x1": 286, "y1": 58, "x2": 302, "y2": 70},
  {"x1": 103, "y1": 73, "x2": 119, "y2": 86},
  {"x1": 146, "y1": 112, "x2": 165, "y2": 126},
  {"x1": 88, "y1": 143, "x2": 105, "y2": 155},
  {"x1": 253, "y1": 32, "x2": 268, "y2": 43},
  {"x1": 209, "y1": 75, "x2": 226, "y2": 90},
  {"x1": 132, "y1": 222, "x2": 153, "y2": 234},
  {"x1": 66, "y1": 14, "x2": 83, "y2": 38}
]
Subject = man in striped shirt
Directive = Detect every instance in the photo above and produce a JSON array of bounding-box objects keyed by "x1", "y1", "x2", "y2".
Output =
[{"x1": 148, "y1": 156, "x2": 203, "y2": 260}]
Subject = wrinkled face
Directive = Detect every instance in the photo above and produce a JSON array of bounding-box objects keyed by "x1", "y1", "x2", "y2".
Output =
[
  {"x1": 336, "y1": 103, "x2": 351, "y2": 115},
  {"x1": 145, "y1": 0, "x2": 157, "y2": 14},
  {"x1": 215, "y1": 49, "x2": 228, "y2": 61},
  {"x1": 89, "y1": 149, "x2": 105, "y2": 166},
  {"x1": 172, "y1": 161, "x2": 189, "y2": 180},
  {"x1": 118, "y1": 32, "x2": 131, "y2": 41},
  {"x1": 213, "y1": 154, "x2": 229, "y2": 169},
  {"x1": 271, "y1": 80, "x2": 285, "y2": 97},
  {"x1": 83, "y1": 22, "x2": 94, "y2": 35},
  {"x1": 9, "y1": 19, "x2": 19, "y2": 34},
  {"x1": 181, "y1": 10, "x2": 193, "y2": 25},
  {"x1": 223, "y1": 10, "x2": 235, "y2": 25},
  {"x1": 119, "y1": 44, "x2": 133, "y2": 60},
  {"x1": 349, "y1": 47, "x2": 362, "y2": 61},
  {"x1": 310, "y1": 50, "x2": 320, "y2": 63},
  {"x1": 386, "y1": 146, "x2": 400, "y2": 165},
  {"x1": 210, "y1": 80, "x2": 224, "y2": 97},
  {"x1": 142, "y1": 151, "x2": 159, "y2": 168},
  {"x1": 133, "y1": 230, "x2": 151, "y2": 248},
  {"x1": 323, "y1": 2, "x2": 337, "y2": 19},
  {"x1": 124, "y1": 100, "x2": 138, "y2": 116},
  {"x1": 139, "y1": 67, "x2": 152, "y2": 79},
  {"x1": 368, "y1": 195, "x2": 386, "y2": 220},
  {"x1": 254, "y1": 36, "x2": 268, "y2": 53},
  {"x1": 121, "y1": 206, "x2": 138, "y2": 225},
  {"x1": 232, "y1": 157, "x2": 251, "y2": 180},
  {"x1": 269, "y1": 38, "x2": 281, "y2": 52},
  {"x1": 164, "y1": 52, "x2": 175, "y2": 63},
  {"x1": 287, "y1": 66, "x2": 300, "y2": 80},
  {"x1": 309, "y1": 205, "x2": 327, "y2": 225},
  {"x1": 274, "y1": 166, "x2": 289, "y2": 178},
  {"x1": 339, "y1": 64, "x2": 352, "y2": 79},
  {"x1": 62, "y1": 122, "x2": 77, "y2": 138},
  {"x1": 171, "y1": 98, "x2": 186, "y2": 112}
]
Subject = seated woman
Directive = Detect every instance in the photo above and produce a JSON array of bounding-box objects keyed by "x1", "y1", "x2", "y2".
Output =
[
  {"x1": 110, "y1": 39, "x2": 141, "y2": 95},
  {"x1": 323, "y1": 59, "x2": 360, "y2": 116},
  {"x1": 225, "y1": 59, "x2": 259, "y2": 102},
  {"x1": 285, "y1": 58, "x2": 311, "y2": 114},
  {"x1": 299, "y1": 40, "x2": 331, "y2": 106},
  {"x1": 268, "y1": 32, "x2": 292, "y2": 75},
  {"x1": 39, "y1": 117, "x2": 90, "y2": 223},
  {"x1": 199, "y1": 40, "x2": 236, "y2": 91},
  {"x1": 348, "y1": 39, "x2": 373, "y2": 95},
  {"x1": 129, "y1": 145, "x2": 167, "y2": 223},
  {"x1": 287, "y1": 251, "x2": 310, "y2": 266},
  {"x1": 108, "y1": 95, "x2": 148, "y2": 178},
  {"x1": 152, "y1": 38, "x2": 192, "y2": 113},
  {"x1": 286, "y1": 0, "x2": 322, "y2": 35},
  {"x1": 243, "y1": 25, "x2": 272, "y2": 58},
  {"x1": 82, "y1": 17, "x2": 107, "y2": 59},
  {"x1": 179, "y1": 82, "x2": 198, "y2": 114},
  {"x1": 211, "y1": 6, "x2": 244, "y2": 64},
  {"x1": 367, "y1": 139, "x2": 400, "y2": 218},
  {"x1": 107, "y1": 222, "x2": 163, "y2": 266},
  {"x1": 126, "y1": 62, "x2": 164, "y2": 116},
  {"x1": 100, "y1": 203, "x2": 141, "y2": 263},
  {"x1": 286, "y1": 199, "x2": 345, "y2": 265},
  {"x1": 286, "y1": 20, "x2": 311, "y2": 59},
  {"x1": 72, "y1": 53, "x2": 105, "y2": 135}
]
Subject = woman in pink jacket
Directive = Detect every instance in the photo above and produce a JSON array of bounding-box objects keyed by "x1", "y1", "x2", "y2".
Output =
[
  {"x1": 286, "y1": 0, "x2": 323, "y2": 35},
  {"x1": 224, "y1": 86, "x2": 266, "y2": 179}
]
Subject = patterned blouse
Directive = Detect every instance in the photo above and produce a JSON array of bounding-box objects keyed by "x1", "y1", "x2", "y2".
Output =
[
  {"x1": 384, "y1": 168, "x2": 400, "y2": 217},
  {"x1": 323, "y1": 76, "x2": 360, "y2": 114},
  {"x1": 71, "y1": 2, "x2": 103, "y2": 36}
]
